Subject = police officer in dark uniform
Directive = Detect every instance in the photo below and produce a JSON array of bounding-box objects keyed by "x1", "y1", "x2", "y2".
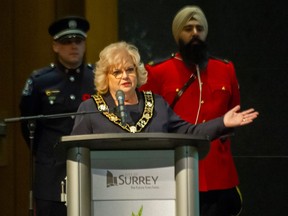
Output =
[{"x1": 19, "y1": 16, "x2": 95, "y2": 216}]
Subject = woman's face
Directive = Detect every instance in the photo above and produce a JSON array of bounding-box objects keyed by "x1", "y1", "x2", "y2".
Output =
[{"x1": 107, "y1": 53, "x2": 137, "y2": 98}]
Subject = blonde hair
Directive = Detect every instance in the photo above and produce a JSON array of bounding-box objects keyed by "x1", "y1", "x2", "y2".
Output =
[
  {"x1": 172, "y1": 5, "x2": 208, "y2": 44},
  {"x1": 94, "y1": 41, "x2": 147, "y2": 94}
]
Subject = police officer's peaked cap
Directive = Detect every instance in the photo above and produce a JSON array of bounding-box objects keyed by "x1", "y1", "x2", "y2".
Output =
[{"x1": 48, "y1": 16, "x2": 90, "y2": 40}]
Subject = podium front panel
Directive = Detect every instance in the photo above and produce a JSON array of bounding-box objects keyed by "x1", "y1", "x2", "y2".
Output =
[
  {"x1": 91, "y1": 150, "x2": 175, "y2": 216},
  {"x1": 61, "y1": 133, "x2": 207, "y2": 216}
]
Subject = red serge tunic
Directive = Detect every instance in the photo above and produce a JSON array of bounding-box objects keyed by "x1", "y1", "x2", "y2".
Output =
[{"x1": 140, "y1": 53, "x2": 241, "y2": 191}]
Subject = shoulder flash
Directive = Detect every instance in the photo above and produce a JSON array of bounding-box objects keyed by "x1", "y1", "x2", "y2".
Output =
[
  {"x1": 32, "y1": 63, "x2": 55, "y2": 78},
  {"x1": 147, "y1": 53, "x2": 175, "y2": 66},
  {"x1": 209, "y1": 55, "x2": 230, "y2": 64}
]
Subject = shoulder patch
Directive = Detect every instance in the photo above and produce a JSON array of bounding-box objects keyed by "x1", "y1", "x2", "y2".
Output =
[
  {"x1": 147, "y1": 53, "x2": 175, "y2": 66},
  {"x1": 22, "y1": 78, "x2": 33, "y2": 96},
  {"x1": 209, "y1": 55, "x2": 230, "y2": 64}
]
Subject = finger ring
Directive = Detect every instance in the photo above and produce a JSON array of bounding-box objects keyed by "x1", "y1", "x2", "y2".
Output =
[{"x1": 242, "y1": 118, "x2": 246, "y2": 122}]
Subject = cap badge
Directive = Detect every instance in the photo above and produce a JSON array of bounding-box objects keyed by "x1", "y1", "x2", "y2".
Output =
[{"x1": 68, "y1": 20, "x2": 77, "y2": 29}]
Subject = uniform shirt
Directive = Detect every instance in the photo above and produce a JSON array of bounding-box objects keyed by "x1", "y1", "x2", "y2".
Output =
[
  {"x1": 19, "y1": 62, "x2": 96, "y2": 201},
  {"x1": 140, "y1": 53, "x2": 240, "y2": 191}
]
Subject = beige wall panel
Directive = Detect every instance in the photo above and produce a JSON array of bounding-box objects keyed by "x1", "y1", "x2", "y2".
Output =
[
  {"x1": 13, "y1": 1, "x2": 56, "y2": 215},
  {"x1": 85, "y1": 0, "x2": 118, "y2": 64},
  {"x1": 0, "y1": 0, "x2": 19, "y2": 215},
  {"x1": 55, "y1": 0, "x2": 85, "y2": 17},
  {"x1": 0, "y1": 0, "x2": 55, "y2": 215}
]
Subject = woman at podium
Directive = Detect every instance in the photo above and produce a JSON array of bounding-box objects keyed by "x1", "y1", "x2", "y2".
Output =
[{"x1": 71, "y1": 41, "x2": 258, "y2": 138}]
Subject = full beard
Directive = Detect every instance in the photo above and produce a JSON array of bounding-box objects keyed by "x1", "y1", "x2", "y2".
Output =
[{"x1": 178, "y1": 38, "x2": 209, "y2": 69}]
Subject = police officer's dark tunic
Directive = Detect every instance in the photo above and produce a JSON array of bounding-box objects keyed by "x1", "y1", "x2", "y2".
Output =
[{"x1": 20, "y1": 62, "x2": 95, "y2": 201}]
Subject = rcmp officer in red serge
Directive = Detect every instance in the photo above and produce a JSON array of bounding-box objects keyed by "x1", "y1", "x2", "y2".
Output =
[
  {"x1": 19, "y1": 16, "x2": 95, "y2": 216},
  {"x1": 140, "y1": 5, "x2": 242, "y2": 216}
]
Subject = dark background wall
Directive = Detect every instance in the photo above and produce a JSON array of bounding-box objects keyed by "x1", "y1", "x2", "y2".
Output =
[{"x1": 119, "y1": 0, "x2": 288, "y2": 215}]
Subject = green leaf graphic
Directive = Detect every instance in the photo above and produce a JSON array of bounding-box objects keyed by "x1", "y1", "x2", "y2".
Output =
[{"x1": 131, "y1": 205, "x2": 143, "y2": 216}]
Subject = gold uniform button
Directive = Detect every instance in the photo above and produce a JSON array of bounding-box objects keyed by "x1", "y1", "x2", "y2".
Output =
[{"x1": 201, "y1": 100, "x2": 204, "y2": 104}]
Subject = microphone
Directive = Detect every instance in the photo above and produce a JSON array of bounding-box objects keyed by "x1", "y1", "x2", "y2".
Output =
[{"x1": 116, "y1": 90, "x2": 126, "y2": 125}]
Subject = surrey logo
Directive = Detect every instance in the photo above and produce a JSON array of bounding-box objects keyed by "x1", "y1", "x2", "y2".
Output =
[
  {"x1": 106, "y1": 171, "x2": 118, "y2": 187},
  {"x1": 106, "y1": 170, "x2": 159, "y2": 188}
]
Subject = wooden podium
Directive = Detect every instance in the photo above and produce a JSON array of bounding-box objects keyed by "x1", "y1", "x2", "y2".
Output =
[{"x1": 58, "y1": 133, "x2": 209, "y2": 216}]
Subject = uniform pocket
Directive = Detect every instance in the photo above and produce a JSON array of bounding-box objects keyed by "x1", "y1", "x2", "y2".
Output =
[{"x1": 210, "y1": 83, "x2": 232, "y2": 97}]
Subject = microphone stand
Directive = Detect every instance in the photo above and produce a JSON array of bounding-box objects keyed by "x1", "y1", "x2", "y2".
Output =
[
  {"x1": 3, "y1": 109, "x2": 108, "y2": 216},
  {"x1": 28, "y1": 120, "x2": 35, "y2": 216}
]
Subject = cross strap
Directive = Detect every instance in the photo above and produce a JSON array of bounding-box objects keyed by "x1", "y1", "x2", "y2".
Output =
[{"x1": 170, "y1": 73, "x2": 197, "y2": 109}]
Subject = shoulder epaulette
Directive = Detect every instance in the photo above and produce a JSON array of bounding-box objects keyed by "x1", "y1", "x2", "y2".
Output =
[
  {"x1": 147, "y1": 53, "x2": 175, "y2": 66},
  {"x1": 209, "y1": 55, "x2": 230, "y2": 64},
  {"x1": 31, "y1": 63, "x2": 55, "y2": 78},
  {"x1": 86, "y1": 63, "x2": 94, "y2": 69}
]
